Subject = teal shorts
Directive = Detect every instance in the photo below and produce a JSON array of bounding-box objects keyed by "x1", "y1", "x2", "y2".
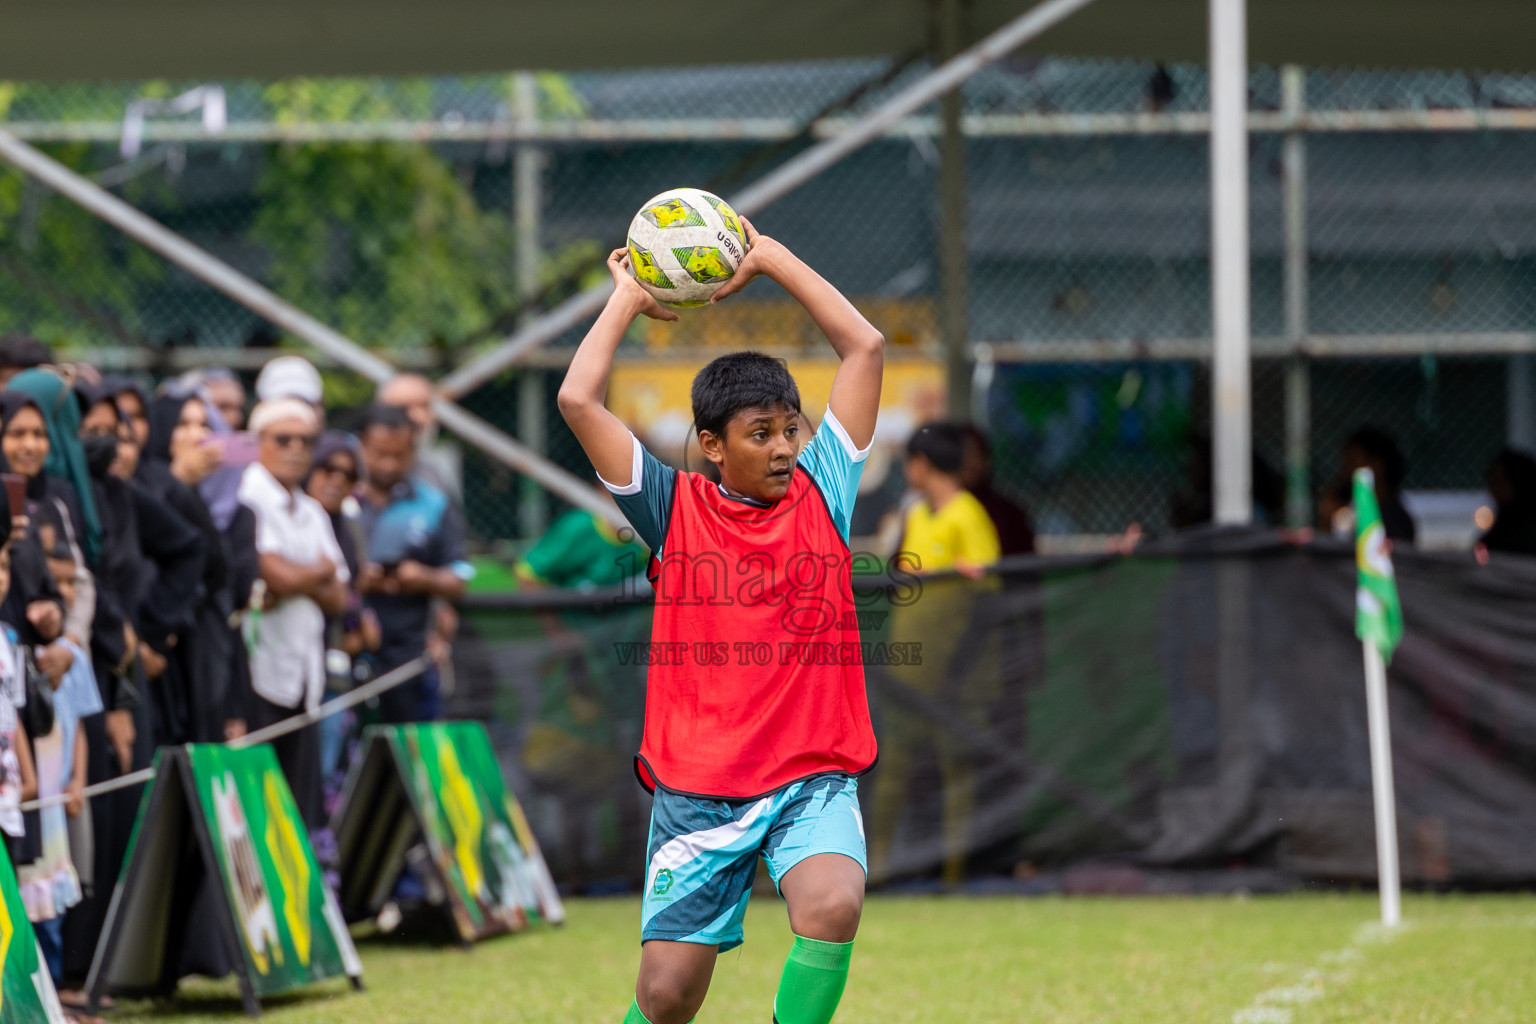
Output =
[{"x1": 640, "y1": 775, "x2": 866, "y2": 952}]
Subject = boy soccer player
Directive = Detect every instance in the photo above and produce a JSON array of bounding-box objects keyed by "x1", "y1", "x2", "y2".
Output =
[{"x1": 558, "y1": 217, "x2": 883, "y2": 1024}]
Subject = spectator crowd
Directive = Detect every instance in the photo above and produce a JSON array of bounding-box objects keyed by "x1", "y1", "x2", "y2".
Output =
[{"x1": 0, "y1": 334, "x2": 471, "y2": 1022}]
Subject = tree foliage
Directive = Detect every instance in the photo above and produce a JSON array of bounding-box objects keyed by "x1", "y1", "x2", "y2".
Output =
[
  {"x1": 0, "y1": 74, "x2": 602, "y2": 384},
  {"x1": 252, "y1": 140, "x2": 518, "y2": 353}
]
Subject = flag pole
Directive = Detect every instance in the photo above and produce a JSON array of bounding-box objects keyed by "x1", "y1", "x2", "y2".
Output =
[
  {"x1": 1361, "y1": 638, "x2": 1401, "y2": 927},
  {"x1": 1353, "y1": 465, "x2": 1404, "y2": 928}
]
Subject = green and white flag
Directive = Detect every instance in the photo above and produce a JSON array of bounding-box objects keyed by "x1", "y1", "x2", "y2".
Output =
[{"x1": 1354, "y1": 467, "x2": 1404, "y2": 662}]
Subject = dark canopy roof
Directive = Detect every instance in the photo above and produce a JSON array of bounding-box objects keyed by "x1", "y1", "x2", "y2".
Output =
[{"x1": 4, "y1": 0, "x2": 1530, "y2": 82}]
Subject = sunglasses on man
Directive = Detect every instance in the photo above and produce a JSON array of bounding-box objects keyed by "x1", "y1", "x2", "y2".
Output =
[{"x1": 268, "y1": 432, "x2": 317, "y2": 450}]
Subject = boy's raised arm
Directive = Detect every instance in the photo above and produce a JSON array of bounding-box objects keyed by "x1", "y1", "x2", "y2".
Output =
[
  {"x1": 557, "y1": 248, "x2": 678, "y2": 488},
  {"x1": 711, "y1": 218, "x2": 884, "y2": 449}
]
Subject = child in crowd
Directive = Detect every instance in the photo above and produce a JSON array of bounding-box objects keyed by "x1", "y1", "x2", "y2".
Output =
[
  {"x1": 898, "y1": 422, "x2": 1001, "y2": 577},
  {"x1": 868, "y1": 424, "x2": 1002, "y2": 887},
  {"x1": 18, "y1": 530, "x2": 101, "y2": 1010},
  {"x1": 0, "y1": 506, "x2": 38, "y2": 870}
]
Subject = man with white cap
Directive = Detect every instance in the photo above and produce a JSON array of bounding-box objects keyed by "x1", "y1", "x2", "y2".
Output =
[
  {"x1": 255, "y1": 355, "x2": 324, "y2": 411},
  {"x1": 236, "y1": 396, "x2": 346, "y2": 828}
]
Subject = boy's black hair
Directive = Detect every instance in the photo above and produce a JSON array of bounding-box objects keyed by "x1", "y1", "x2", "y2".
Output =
[
  {"x1": 359, "y1": 402, "x2": 414, "y2": 437},
  {"x1": 691, "y1": 351, "x2": 801, "y2": 438},
  {"x1": 906, "y1": 422, "x2": 967, "y2": 475}
]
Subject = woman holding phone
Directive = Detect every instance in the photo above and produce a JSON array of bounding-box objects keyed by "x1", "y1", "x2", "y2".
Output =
[
  {"x1": 143, "y1": 389, "x2": 249, "y2": 745},
  {"x1": 0, "y1": 371, "x2": 98, "y2": 638},
  {"x1": 0, "y1": 389, "x2": 90, "y2": 658}
]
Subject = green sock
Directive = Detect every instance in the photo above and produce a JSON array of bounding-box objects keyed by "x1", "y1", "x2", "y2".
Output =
[
  {"x1": 623, "y1": 998, "x2": 693, "y2": 1024},
  {"x1": 773, "y1": 936, "x2": 854, "y2": 1024}
]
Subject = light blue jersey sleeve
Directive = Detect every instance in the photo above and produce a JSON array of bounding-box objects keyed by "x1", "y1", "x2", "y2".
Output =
[
  {"x1": 57, "y1": 639, "x2": 102, "y2": 788},
  {"x1": 796, "y1": 408, "x2": 871, "y2": 543},
  {"x1": 598, "y1": 433, "x2": 677, "y2": 556}
]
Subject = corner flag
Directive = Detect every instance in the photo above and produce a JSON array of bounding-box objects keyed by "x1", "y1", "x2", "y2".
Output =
[
  {"x1": 1352, "y1": 466, "x2": 1404, "y2": 927},
  {"x1": 1353, "y1": 468, "x2": 1404, "y2": 663}
]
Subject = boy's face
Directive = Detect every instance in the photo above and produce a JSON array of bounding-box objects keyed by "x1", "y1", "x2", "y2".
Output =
[
  {"x1": 700, "y1": 404, "x2": 800, "y2": 503},
  {"x1": 47, "y1": 556, "x2": 75, "y2": 610},
  {"x1": 904, "y1": 452, "x2": 932, "y2": 490}
]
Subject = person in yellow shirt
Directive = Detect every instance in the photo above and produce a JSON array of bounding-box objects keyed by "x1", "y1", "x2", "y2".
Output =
[
  {"x1": 898, "y1": 424, "x2": 1002, "y2": 575},
  {"x1": 871, "y1": 423, "x2": 1001, "y2": 887}
]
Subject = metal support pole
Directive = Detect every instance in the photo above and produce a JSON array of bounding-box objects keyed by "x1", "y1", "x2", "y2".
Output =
[
  {"x1": 1210, "y1": 0, "x2": 1252, "y2": 525},
  {"x1": 939, "y1": 0, "x2": 971, "y2": 422},
  {"x1": 0, "y1": 126, "x2": 626, "y2": 530},
  {"x1": 1508, "y1": 354, "x2": 1534, "y2": 450},
  {"x1": 436, "y1": 0, "x2": 1102, "y2": 400},
  {"x1": 1362, "y1": 640, "x2": 1403, "y2": 927},
  {"x1": 1281, "y1": 65, "x2": 1311, "y2": 529},
  {"x1": 518, "y1": 371, "x2": 548, "y2": 534},
  {"x1": 513, "y1": 72, "x2": 550, "y2": 538}
]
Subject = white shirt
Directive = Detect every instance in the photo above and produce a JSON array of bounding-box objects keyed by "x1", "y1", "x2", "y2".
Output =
[
  {"x1": 0, "y1": 628, "x2": 24, "y2": 837},
  {"x1": 238, "y1": 462, "x2": 350, "y2": 711}
]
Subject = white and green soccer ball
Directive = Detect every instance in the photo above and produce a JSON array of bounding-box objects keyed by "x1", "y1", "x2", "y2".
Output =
[{"x1": 626, "y1": 187, "x2": 750, "y2": 308}]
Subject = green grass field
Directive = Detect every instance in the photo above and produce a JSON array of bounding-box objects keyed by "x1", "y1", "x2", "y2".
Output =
[{"x1": 114, "y1": 894, "x2": 1533, "y2": 1023}]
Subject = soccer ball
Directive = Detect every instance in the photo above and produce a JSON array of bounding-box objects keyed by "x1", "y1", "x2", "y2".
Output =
[{"x1": 626, "y1": 187, "x2": 750, "y2": 308}]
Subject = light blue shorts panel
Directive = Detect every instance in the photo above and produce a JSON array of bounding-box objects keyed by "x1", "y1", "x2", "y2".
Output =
[{"x1": 640, "y1": 775, "x2": 866, "y2": 952}]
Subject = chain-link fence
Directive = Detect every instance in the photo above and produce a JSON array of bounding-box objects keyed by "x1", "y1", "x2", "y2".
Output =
[{"x1": 2, "y1": 58, "x2": 1533, "y2": 545}]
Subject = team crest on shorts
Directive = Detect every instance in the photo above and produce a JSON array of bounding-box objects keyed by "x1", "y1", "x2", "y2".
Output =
[{"x1": 653, "y1": 868, "x2": 675, "y2": 897}]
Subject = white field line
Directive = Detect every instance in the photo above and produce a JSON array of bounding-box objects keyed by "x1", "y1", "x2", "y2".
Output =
[{"x1": 1230, "y1": 922, "x2": 1403, "y2": 1024}]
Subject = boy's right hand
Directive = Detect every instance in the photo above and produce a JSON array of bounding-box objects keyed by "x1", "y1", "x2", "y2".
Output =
[{"x1": 607, "y1": 248, "x2": 679, "y2": 322}]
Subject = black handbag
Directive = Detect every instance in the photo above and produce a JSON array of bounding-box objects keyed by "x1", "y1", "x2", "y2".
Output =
[{"x1": 19, "y1": 647, "x2": 54, "y2": 740}]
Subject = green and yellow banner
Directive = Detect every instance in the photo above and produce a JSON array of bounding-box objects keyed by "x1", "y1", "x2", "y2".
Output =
[
  {"x1": 334, "y1": 722, "x2": 562, "y2": 943},
  {"x1": 88, "y1": 745, "x2": 360, "y2": 1014},
  {"x1": 187, "y1": 744, "x2": 361, "y2": 997},
  {"x1": 382, "y1": 722, "x2": 563, "y2": 938}
]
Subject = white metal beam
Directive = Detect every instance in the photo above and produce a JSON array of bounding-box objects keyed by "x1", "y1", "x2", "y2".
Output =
[
  {"x1": 1210, "y1": 0, "x2": 1252, "y2": 525},
  {"x1": 16, "y1": 105, "x2": 1536, "y2": 146},
  {"x1": 938, "y1": 0, "x2": 971, "y2": 422},
  {"x1": 1281, "y1": 64, "x2": 1311, "y2": 529}
]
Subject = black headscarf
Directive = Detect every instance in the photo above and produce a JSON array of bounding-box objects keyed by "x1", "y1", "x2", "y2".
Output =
[
  {"x1": 0, "y1": 392, "x2": 67, "y2": 645},
  {"x1": 6, "y1": 369, "x2": 102, "y2": 563},
  {"x1": 74, "y1": 381, "x2": 123, "y2": 479},
  {"x1": 144, "y1": 389, "x2": 192, "y2": 467},
  {"x1": 1483, "y1": 448, "x2": 1536, "y2": 555},
  {"x1": 306, "y1": 431, "x2": 363, "y2": 580},
  {"x1": 307, "y1": 430, "x2": 363, "y2": 486},
  {"x1": 97, "y1": 375, "x2": 148, "y2": 414}
]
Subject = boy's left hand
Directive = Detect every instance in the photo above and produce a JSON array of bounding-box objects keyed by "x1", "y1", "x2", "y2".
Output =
[{"x1": 709, "y1": 217, "x2": 785, "y2": 303}]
